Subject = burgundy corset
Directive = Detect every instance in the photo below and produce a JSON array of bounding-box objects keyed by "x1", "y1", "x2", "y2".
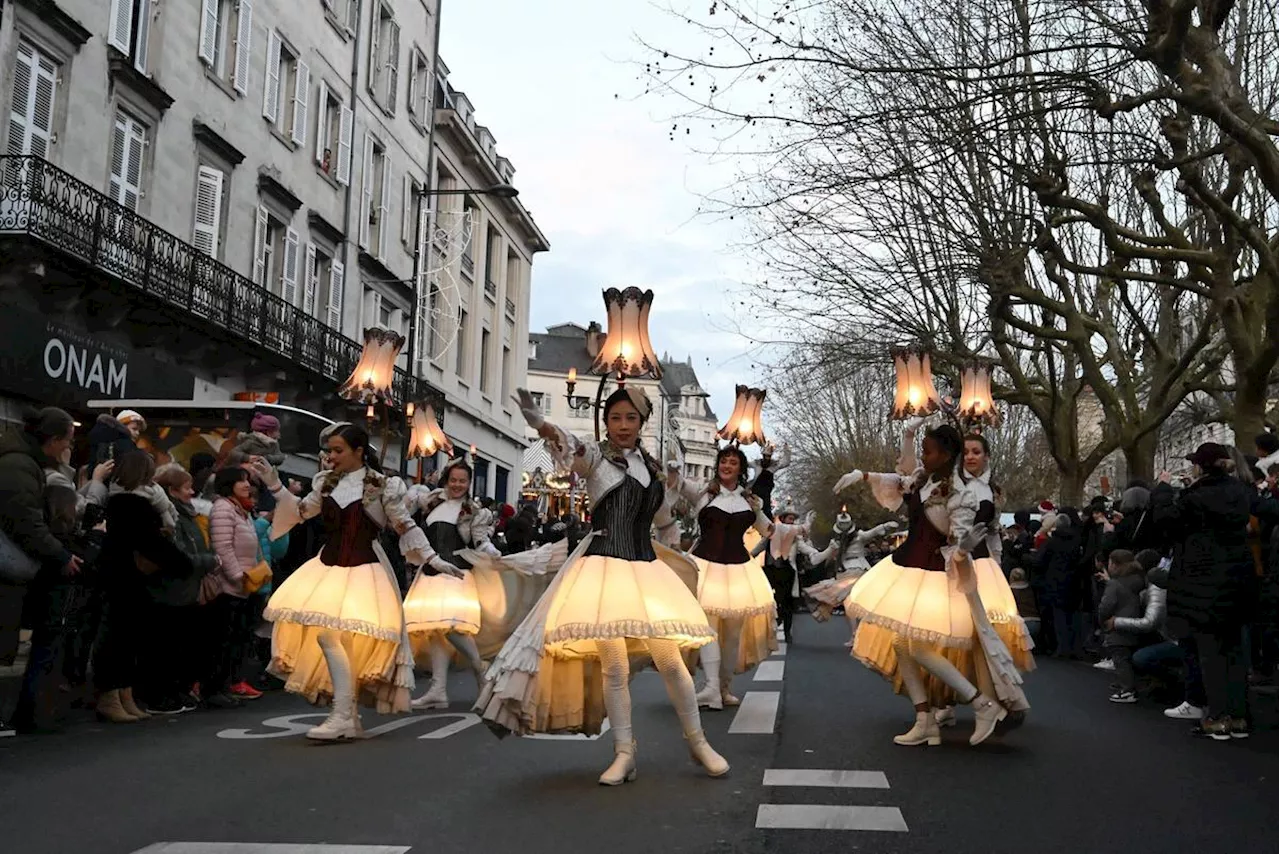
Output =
[
  {"x1": 692, "y1": 506, "x2": 754, "y2": 564},
  {"x1": 318, "y1": 497, "x2": 382, "y2": 567},
  {"x1": 891, "y1": 490, "x2": 947, "y2": 571}
]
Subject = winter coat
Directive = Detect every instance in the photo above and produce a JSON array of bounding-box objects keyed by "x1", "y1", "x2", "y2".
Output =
[
  {"x1": 235, "y1": 431, "x2": 286, "y2": 466},
  {"x1": 1099, "y1": 573, "x2": 1145, "y2": 647},
  {"x1": 1103, "y1": 508, "x2": 1163, "y2": 558},
  {"x1": 209, "y1": 497, "x2": 259, "y2": 599},
  {"x1": 1153, "y1": 475, "x2": 1255, "y2": 637},
  {"x1": 504, "y1": 509, "x2": 537, "y2": 553},
  {"x1": 168, "y1": 499, "x2": 219, "y2": 607},
  {"x1": 1034, "y1": 522, "x2": 1083, "y2": 609},
  {"x1": 1113, "y1": 565, "x2": 1169, "y2": 641},
  {"x1": 100, "y1": 493, "x2": 194, "y2": 606},
  {"x1": 86, "y1": 415, "x2": 136, "y2": 468},
  {"x1": 0, "y1": 430, "x2": 71, "y2": 572}
]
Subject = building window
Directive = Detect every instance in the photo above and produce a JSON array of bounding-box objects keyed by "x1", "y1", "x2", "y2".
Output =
[
  {"x1": 314, "y1": 80, "x2": 352, "y2": 184},
  {"x1": 251, "y1": 205, "x2": 299, "y2": 303},
  {"x1": 302, "y1": 242, "x2": 334, "y2": 317},
  {"x1": 479, "y1": 328, "x2": 491, "y2": 393},
  {"x1": 407, "y1": 47, "x2": 431, "y2": 125},
  {"x1": 495, "y1": 466, "x2": 509, "y2": 504},
  {"x1": 501, "y1": 346, "x2": 511, "y2": 401},
  {"x1": 529, "y1": 391, "x2": 552, "y2": 417},
  {"x1": 323, "y1": 254, "x2": 345, "y2": 329},
  {"x1": 359, "y1": 133, "x2": 391, "y2": 259},
  {"x1": 321, "y1": 0, "x2": 360, "y2": 33},
  {"x1": 460, "y1": 199, "x2": 476, "y2": 279},
  {"x1": 455, "y1": 307, "x2": 469, "y2": 379},
  {"x1": 474, "y1": 458, "x2": 490, "y2": 500},
  {"x1": 108, "y1": 0, "x2": 154, "y2": 76},
  {"x1": 191, "y1": 165, "x2": 227, "y2": 258},
  {"x1": 506, "y1": 250, "x2": 520, "y2": 309},
  {"x1": 108, "y1": 110, "x2": 148, "y2": 211},
  {"x1": 7, "y1": 41, "x2": 58, "y2": 161},
  {"x1": 483, "y1": 226, "x2": 500, "y2": 297},
  {"x1": 402, "y1": 173, "x2": 424, "y2": 250},
  {"x1": 568, "y1": 397, "x2": 591, "y2": 419},
  {"x1": 198, "y1": 0, "x2": 252, "y2": 95},
  {"x1": 367, "y1": 1, "x2": 400, "y2": 113},
  {"x1": 262, "y1": 31, "x2": 308, "y2": 147}
]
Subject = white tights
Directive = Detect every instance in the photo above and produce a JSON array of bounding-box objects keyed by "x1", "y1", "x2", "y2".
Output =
[
  {"x1": 428, "y1": 633, "x2": 484, "y2": 687},
  {"x1": 700, "y1": 617, "x2": 744, "y2": 689},
  {"x1": 892, "y1": 636, "x2": 978, "y2": 708},
  {"x1": 317, "y1": 629, "x2": 355, "y2": 709},
  {"x1": 597, "y1": 638, "x2": 702, "y2": 747}
]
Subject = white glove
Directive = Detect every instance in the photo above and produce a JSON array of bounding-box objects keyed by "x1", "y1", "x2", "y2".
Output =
[
  {"x1": 904, "y1": 416, "x2": 926, "y2": 434},
  {"x1": 665, "y1": 459, "x2": 682, "y2": 473},
  {"x1": 832, "y1": 469, "x2": 865, "y2": 494},
  {"x1": 429, "y1": 555, "x2": 465, "y2": 578},
  {"x1": 252, "y1": 459, "x2": 281, "y2": 491},
  {"x1": 803, "y1": 510, "x2": 816, "y2": 533},
  {"x1": 516, "y1": 388, "x2": 545, "y2": 430},
  {"x1": 956, "y1": 523, "x2": 988, "y2": 556}
]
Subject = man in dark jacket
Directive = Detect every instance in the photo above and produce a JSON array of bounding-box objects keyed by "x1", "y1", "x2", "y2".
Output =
[
  {"x1": 503, "y1": 504, "x2": 537, "y2": 554},
  {"x1": 86, "y1": 413, "x2": 140, "y2": 468}
]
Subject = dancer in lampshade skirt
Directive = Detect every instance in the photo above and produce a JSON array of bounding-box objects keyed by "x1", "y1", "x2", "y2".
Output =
[
  {"x1": 834, "y1": 419, "x2": 1029, "y2": 747},
  {"x1": 667, "y1": 445, "x2": 782, "y2": 711},
  {"x1": 476, "y1": 387, "x2": 729, "y2": 786},
  {"x1": 805, "y1": 511, "x2": 900, "y2": 646},
  {"x1": 258, "y1": 425, "x2": 430, "y2": 741},
  {"x1": 401, "y1": 458, "x2": 501, "y2": 710}
]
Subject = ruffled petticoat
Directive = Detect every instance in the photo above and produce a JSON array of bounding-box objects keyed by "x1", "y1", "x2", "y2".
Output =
[
  {"x1": 693, "y1": 556, "x2": 777, "y2": 672},
  {"x1": 475, "y1": 541, "x2": 715, "y2": 736},
  {"x1": 403, "y1": 570, "x2": 482, "y2": 660},
  {"x1": 264, "y1": 556, "x2": 413, "y2": 714},
  {"x1": 806, "y1": 559, "x2": 872, "y2": 607},
  {"x1": 844, "y1": 555, "x2": 1034, "y2": 707}
]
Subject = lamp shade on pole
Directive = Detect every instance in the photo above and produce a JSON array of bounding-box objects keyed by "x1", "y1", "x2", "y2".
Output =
[
  {"x1": 957, "y1": 360, "x2": 1002, "y2": 429},
  {"x1": 406, "y1": 403, "x2": 453, "y2": 458},
  {"x1": 589, "y1": 287, "x2": 663, "y2": 379},
  {"x1": 889, "y1": 347, "x2": 941, "y2": 420},
  {"x1": 339, "y1": 328, "x2": 406, "y2": 405},
  {"x1": 717, "y1": 385, "x2": 768, "y2": 446}
]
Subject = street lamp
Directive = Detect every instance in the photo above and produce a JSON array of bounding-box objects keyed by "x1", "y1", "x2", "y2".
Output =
[
  {"x1": 956, "y1": 359, "x2": 1001, "y2": 430},
  {"x1": 339, "y1": 327, "x2": 405, "y2": 405},
  {"x1": 889, "y1": 346, "x2": 942, "y2": 420},
  {"x1": 717, "y1": 385, "x2": 768, "y2": 446},
  {"x1": 406, "y1": 402, "x2": 453, "y2": 459}
]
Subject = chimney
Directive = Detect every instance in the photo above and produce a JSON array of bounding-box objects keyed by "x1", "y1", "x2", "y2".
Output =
[{"x1": 585, "y1": 321, "x2": 603, "y2": 358}]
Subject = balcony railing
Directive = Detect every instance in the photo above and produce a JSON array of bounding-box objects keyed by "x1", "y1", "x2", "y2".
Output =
[
  {"x1": 504, "y1": 297, "x2": 515, "y2": 317},
  {"x1": 0, "y1": 155, "x2": 441, "y2": 411}
]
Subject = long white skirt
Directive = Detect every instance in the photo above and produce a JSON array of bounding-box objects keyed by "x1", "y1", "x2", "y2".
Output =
[{"x1": 694, "y1": 556, "x2": 777, "y2": 672}]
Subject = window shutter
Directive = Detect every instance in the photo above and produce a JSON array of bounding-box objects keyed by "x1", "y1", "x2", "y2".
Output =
[
  {"x1": 198, "y1": 0, "x2": 219, "y2": 65},
  {"x1": 346, "y1": 0, "x2": 360, "y2": 33},
  {"x1": 367, "y1": 9, "x2": 381, "y2": 98},
  {"x1": 314, "y1": 79, "x2": 329, "y2": 165},
  {"x1": 384, "y1": 21, "x2": 400, "y2": 111},
  {"x1": 109, "y1": 115, "x2": 145, "y2": 211},
  {"x1": 252, "y1": 205, "x2": 268, "y2": 284},
  {"x1": 359, "y1": 131, "x2": 373, "y2": 249},
  {"x1": 133, "y1": 0, "x2": 151, "y2": 74},
  {"x1": 377, "y1": 153, "x2": 391, "y2": 259},
  {"x1": 282, "y1": 227, "x2": 299, "y2": 304},
  {"x1": 303, "y1": 243, "x2": 318, "y2": 314},
  {"x1": 291, "y1": 61, "x2": 310, "y2": 145},
  {"x1": 406, "y1": 50, "x2": 418, "y2": 119},
  {"x1": 7, "y1": 43, "x2": 57, "y2": 159},
  {"x1": 401, "y1": 173, "x2": 412, "y2": 247},
  {"x1": 417, "y1": 60, "x2": 431, "y2": 119},
  {"x1": 327, "y1": 259, "x2": 345, "y2": 329},
  {"x1": 364, "y1": 290, "x2": 383, "y2": 328},
  {"x1": 192, "y1": 165, "x2": 224, "y2": 257},
  {"x1": 233, "y1": 0, "x2": 253, "y2": 94},
  {"x1": 336, "y1": 105, "x2": 353, "y2": 185},
  {"x1": 262, "y1": 30, "x2": 281, "y2": 122},
  {"x1": 107, "y1": 0, "x2": 134, "y2": 54}
]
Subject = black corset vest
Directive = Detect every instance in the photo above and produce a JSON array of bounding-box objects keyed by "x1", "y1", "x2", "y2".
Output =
[
  {"x1": 319, "y1": 497, "x2": 381, "y2": 567},
  {"x1": 585, "y1": 473, "x2": 663, "y2": 562},
  {"x1": 891, "y1": 489, "x2": 948, "y2": 572},
  {"x1": 425, "y1": 519, "x2": 472, "y2": 573},
  {"x1": 692, "y1": 505, "x2": 754, "y2": 564}
]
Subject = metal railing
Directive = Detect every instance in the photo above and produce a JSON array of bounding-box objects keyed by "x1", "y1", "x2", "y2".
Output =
[
  {"x1": 505, "y1": 297, "x2": 515, "y2": 317},
  {"x1": 0, "y1": 155, "x2": 442, "y2": 410}
]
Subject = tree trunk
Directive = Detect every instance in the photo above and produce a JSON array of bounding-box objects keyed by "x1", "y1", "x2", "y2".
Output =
[
  {"x1": 1231, "y1": 373, "x2": 1271, "y2": 453},
  {"x1": 1121, "y1": 431, "x2": 1158, "y2": 486},
  {"x1": 1056, "y1": 465, "x2": 1087, "y2": 507}
]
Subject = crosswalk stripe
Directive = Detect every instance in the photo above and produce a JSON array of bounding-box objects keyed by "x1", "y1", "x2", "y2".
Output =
[
  {"x1": 774, "y1": 642, "x2": 787, "y2": 656},
  {"x1": 755, "y1": 805, "x2": 908, "y2": 832},
  {"x1": 728, "y1": 691, "x2": 779, "y2": 734},
  {"x1": 754, "y1": 660, "x2": 785, "y2": 681},
  {"x1": 763, "y1": 769, "x2": 890, "y2": 789},
  {"x1": 132, "y1": 845, "x2": 412, "y2": 853}
]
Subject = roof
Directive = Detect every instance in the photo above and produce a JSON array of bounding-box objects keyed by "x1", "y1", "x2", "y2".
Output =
[
  {"x1": 522, "y1": 437, "x2": 557, "y2": 473},
  {"x1": 528, "y1": 329, "x2": 596, "y2": 375},
  {"x1": 659, "y1": 357, "x2": 718, "y2": 422}
]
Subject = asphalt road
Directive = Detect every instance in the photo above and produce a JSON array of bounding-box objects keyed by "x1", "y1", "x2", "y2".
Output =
[{"x1": 2, "y1": 618, "x2": 1275, "y2": 854}]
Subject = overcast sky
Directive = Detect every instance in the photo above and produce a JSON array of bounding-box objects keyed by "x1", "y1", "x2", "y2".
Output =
[{"x1": 441, "y1": 0, "x2": 761, "y2": 425}]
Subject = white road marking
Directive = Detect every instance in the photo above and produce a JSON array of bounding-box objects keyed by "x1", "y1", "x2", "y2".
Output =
[
  {"x1": 755, "y1": 805, "x2": 908, "y2": 832},
  {"x1": 132, "y1": 845, "x2": 411, "y2": 854},
  {"x1": 762, "y1": 769, "x2": 890, "y2": 789},
  {"x1": 754, "y1": 660, "x2": 785, "y2": 681},
  {"x1": 525, "y1": 720, "x2": 612, "y2": 741},
  {"x1": 216, "y1": 713, "x2": 478, "y2": 741},
  {"x1": 729, "y1": 691, "x2": 779, "y2": 734},
  {"x1": 774, "y1": 642, "x2": 787, "y2": 656},
  {"x1": 775, "y1": 629, "x2": 785, "y2": 640}
]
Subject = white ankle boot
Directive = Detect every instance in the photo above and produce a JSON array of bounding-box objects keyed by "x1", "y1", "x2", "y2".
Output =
[
  {"x1": 411, "y1": 680, "x2": 449, "y2": 710},
  {"x1": 893, "y1": 710, "x2": 941, "y2": 746},
  {"x1": 598, "y1": 740, "x2": 638, "y2": 786},
  {"x1": 719, "y1": 679, "x2": 740, "y2": 707},
  {"x1": 685, "y1": 730, "x2": 730, "y2": 777},
  {"x1": 969, "y1": 694, "x2": 1007, "y2": 746},
  {"x1": 306, "y1": 697, "x2": 362, "y2": 742},
  {"x1": 695, "y1": 680, "x2": 723, "y2": 711},
  {"x1": 935, "y1": 706, "x2": 956, "y2": 727}
]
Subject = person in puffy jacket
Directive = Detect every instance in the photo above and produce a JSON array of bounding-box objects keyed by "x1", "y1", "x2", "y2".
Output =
[
  {"x1": 1153, "y1": 443, "x2": 1256, "y2": 740},
  {"x1": 1098, "y1": 550, "x2": 1146, "y2": 703}
]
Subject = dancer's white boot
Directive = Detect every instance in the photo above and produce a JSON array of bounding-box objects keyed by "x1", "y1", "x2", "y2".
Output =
[
  {"x1": 894, "y1": 710, "x2": 941, "y2": 746},
  {"x1": 307, "y1": 631, "x2": 363, "y2": 742}
]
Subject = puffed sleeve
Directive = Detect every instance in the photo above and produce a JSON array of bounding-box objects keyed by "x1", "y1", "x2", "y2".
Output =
[
  {"x1": 749, "y1": 495, "x2": 774, "y2": 537},
  {"x1": 380, "y1": 476, "x2": 432, "y2": 564},
  {"x1": 543, "y1": 420, "x2": 600, "y2": 477},
  {"x1": 866, "y1": 472, "x2": 913, "y2": 512},
  {"x1": 470, "y1": 507, "x2": 501, "y2": 557},
  {"x1": 269, "y1": 472, "x2": 327, "y2": 540},
  {"x1": 942, "y1": 484, "x2": 981, "y2": 593}
]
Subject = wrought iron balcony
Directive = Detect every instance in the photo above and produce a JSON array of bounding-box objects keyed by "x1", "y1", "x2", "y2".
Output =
[{"x1": 0, "y1": 155, "x2": 442, "y2": 412}]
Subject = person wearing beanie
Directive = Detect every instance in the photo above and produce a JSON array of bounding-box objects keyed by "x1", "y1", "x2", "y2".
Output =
[{"x1": 233, "y1": 412, "x2": 286, "y2": 466}]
